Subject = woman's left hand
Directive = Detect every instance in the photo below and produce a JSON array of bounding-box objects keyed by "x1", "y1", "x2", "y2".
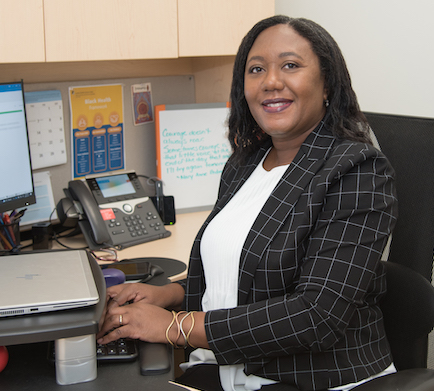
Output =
[{"x1": 96, "y1": 300, "x2": 173, "y2": 345}]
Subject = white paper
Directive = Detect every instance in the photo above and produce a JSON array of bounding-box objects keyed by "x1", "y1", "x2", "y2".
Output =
[{"x1": 19, "y1": 171, "x2": 58, "y2": 227}]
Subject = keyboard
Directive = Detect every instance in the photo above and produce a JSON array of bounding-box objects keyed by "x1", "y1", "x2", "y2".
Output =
[
  {"x1": 48, "y1": 338, "x2": 138, "y2": 363},
  {"x1": 97, "y1": 338, "x2": 138, "y2": 362}
]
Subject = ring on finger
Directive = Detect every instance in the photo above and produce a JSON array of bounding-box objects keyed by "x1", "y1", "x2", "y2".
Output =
[{"x1": 119, "y1": 314, "x2": 123, "y2": 327}]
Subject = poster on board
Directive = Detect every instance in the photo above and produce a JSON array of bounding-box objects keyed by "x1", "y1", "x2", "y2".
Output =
[
  {"x1": 69, "y1": 84, "x2": 125, "y2": 179},
  {"x1": 131, "y1": 82, "x2": 154, "y2": 125},
  {"x1": 155, "y1": 103, "x2": 231, "y2": 212}
]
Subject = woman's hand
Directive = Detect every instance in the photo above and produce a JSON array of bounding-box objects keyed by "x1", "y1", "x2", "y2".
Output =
[
  {"x1": 97, "y1": 301, "x2": 173, "y2": 345},
  {"x1": 98, "y1": 282, "x2": 185, "y2": 340},
  {"x1": 97, "y1": 300, "x2": 210, "y2": 349},
  {"x1": 104, "y1": 282, "x2": 184, "y2": 309}
]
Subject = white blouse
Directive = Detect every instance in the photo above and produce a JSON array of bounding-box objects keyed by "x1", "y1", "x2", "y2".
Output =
[
  {"x1": 181, "y1": 151, "x2": 287, "y2": 390},
  {"x1": 200, "y1": 153, "x2": 289, "y2": 313}
]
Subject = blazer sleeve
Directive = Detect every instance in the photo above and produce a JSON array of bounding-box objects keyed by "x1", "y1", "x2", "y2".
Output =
[{"x1": 204, "y1": 143, "x2": 398, "y2": 365}]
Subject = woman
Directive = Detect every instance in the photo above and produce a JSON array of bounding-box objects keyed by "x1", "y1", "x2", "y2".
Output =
[{"x1": 97, "y1": 16, "x2": 398, "y2": 391}]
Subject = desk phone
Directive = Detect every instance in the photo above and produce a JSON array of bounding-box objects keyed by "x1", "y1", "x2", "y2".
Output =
[{"x1": 63, "y1": 172, "x2": 171, "y2": 250}]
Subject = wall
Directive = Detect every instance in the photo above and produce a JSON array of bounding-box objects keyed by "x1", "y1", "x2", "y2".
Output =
[{"x1": 275, "y1": 0, "x2": 434, "y2": 118}]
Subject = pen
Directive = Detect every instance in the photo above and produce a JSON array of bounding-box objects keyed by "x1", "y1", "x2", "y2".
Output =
[
  {"x1": 0, "y1": 217, "x2": 15, "y2": 247},
  {"x1": 2, "y1": 213, "x2": 16, "y2": 244},
  {"x1": 12, "y1": 208, "x2": 27, "y2": 221},
  {"x1": 0, "y1": 230, "x2": 12, "y2": 250}
]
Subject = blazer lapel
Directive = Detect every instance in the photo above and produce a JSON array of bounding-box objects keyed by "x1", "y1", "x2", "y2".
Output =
[{"x1": 237, "y1": 123, "x2": 337, "y2": 304}]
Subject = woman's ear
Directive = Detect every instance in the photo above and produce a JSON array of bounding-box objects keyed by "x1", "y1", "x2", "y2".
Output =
[{"x1": 323, "y1": 87, "x2": 328, "y2": 103}]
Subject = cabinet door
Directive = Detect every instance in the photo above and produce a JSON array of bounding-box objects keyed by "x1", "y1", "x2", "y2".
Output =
[
  {"x1": 0, "y1": 0, "x2": 45, "y2": 63},
  {"x1": 44, "y1": 0, "x2": 178, "y2": 62},
  {"x1": 178, "y1": 0, "x2": 275, "y2": 57}
]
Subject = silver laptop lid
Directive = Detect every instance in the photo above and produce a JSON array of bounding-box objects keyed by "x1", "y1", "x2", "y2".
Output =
[{"x1": 0, "y1": 250, "x2": 99, "y2": 317}]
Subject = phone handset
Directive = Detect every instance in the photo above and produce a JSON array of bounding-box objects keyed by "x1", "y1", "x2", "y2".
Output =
[{"x1": 67, "y1": 180, "x2": 111, "y2": 247}]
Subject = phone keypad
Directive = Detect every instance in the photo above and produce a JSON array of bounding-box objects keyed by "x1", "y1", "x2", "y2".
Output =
[
  {"x1": 107, "y1": 211, "x2": 162, "y2": 239},
  {"x1": 124, "y1": 214, "x2": 148, "y2": 237},
  {"x1": 100, "y1": 200, "x2": 170, "y2": 248}
]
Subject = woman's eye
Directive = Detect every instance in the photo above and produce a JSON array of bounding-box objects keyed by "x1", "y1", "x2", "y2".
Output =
[
  {"x1": 284, "y1": 63, "x2": 297, "y2": 69},
  {"x1": 249, "y1": 66, "x2": 263, "y2": 74}
]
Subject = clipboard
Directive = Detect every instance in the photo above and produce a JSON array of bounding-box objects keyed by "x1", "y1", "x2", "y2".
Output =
[{"x1": 155, "y1": 103, "x2": 231, "y2": 212}]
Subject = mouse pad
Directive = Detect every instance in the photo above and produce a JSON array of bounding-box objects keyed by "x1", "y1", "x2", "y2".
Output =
[{"x1": 118, "y1": 257, "x2": 186, "y2": 286}]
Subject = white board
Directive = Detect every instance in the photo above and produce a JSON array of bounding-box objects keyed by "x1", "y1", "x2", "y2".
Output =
[{"x1": 155, "y1": 103, "x2": 231, "y2": 212}]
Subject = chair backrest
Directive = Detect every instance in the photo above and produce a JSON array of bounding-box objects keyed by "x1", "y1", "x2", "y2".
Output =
[
  {"x1": 380, "y1": 261, "x2": 434, "y2": 370},
  {"x1": 364, "y1": 112, "x2": 434, "y2": 281},
  {"x1": 365, "y1": 112, "x2": 434, "y2": 369}
]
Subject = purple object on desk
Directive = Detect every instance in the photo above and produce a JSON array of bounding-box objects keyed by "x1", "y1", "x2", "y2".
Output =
[{"x1": 102, "y1": 268, "x2": 126, "y2": 287}]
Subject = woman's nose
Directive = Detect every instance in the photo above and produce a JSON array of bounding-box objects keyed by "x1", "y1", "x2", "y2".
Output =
[{"x1": 263, "y1": 69, "x2": 284, "y2": 91}]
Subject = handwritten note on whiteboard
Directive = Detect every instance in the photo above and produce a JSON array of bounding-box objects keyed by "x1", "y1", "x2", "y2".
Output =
[{"x1": 155, "y1": 103, "x2": 231, "y2": 212}]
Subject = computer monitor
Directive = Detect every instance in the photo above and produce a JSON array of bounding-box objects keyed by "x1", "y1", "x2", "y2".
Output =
[{"x1": 0, "y1": 81, "x2": 36, "y2": 214}]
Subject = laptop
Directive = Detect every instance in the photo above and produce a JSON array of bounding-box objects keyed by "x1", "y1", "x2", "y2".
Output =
[{"x1": 0, "y1": 250, "x2": 99, "y2": 317}]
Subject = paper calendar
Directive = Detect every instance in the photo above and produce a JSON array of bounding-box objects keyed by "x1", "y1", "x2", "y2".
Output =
[{"x1": 25, "y1": 90, "x2": 67, "y2": 170}]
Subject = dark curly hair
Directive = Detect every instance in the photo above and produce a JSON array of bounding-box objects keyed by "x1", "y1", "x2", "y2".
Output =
[{"x1": 228, "y1": 15, "x2": 372, "y2": 164}]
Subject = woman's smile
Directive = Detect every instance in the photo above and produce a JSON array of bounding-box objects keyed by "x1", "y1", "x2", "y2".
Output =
[{"x1": 262, "y1": 98, "x2": 293, "y2": 113}]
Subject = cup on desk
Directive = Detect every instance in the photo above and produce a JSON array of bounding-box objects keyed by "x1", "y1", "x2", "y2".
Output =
[{"x1": 0, "y1": 218, "x2": 20, "y2": 253}]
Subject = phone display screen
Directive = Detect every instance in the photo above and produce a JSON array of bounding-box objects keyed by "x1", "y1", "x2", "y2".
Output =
[{"x1": 96, "y1": 174, "x2": 136, "y2": 198}]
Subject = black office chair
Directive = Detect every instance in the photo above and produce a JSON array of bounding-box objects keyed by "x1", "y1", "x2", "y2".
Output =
[{"x1": 353, "y1": 113, "x2": 434, "y2": 390}]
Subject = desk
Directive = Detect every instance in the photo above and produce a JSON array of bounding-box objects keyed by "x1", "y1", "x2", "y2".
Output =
[
  {"x1": 53, "y1": 210, "x2": 210, "y2": 281},
  {"x1": 3, "y1": 342, "x2": 184, "y2": 391},
  {"x1": 0, "y1": 210, "x2": 210, "y2": 390}
]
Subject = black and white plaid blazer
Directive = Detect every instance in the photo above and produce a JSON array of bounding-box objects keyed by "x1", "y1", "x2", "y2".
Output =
[{"x1": 181, "y1": 122, "x2": 398, "y2": 390}]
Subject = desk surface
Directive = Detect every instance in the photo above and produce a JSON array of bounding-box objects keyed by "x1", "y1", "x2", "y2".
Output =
[
  {"x1": 54, "y1": 210, "x2": 210, "y2": 281},
  {"x1": 3, "y1": 342, "x2": 183, "y2": 391}
]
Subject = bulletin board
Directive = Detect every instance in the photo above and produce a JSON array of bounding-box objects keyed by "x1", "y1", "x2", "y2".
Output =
[
  {"x1": 23, "y1": 75, "x2": 196, "y2": 211},
  {"x1": 155, "y1": 103, "x2": 231, "y2": 212}
]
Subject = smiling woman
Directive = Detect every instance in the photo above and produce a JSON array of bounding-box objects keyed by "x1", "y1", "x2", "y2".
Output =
[{"x1": 96, "y1": 15, "x2": 398, "y2": 391}]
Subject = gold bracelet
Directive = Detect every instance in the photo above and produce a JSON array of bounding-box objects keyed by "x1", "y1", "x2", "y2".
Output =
[{"x1": 165, "y1": 310, "x2": 177, "y2": 346}]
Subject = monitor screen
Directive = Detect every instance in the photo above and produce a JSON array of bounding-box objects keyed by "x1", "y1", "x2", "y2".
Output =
[{"x1": 0, "y1": 81, "x2": 36, "y2": 214}]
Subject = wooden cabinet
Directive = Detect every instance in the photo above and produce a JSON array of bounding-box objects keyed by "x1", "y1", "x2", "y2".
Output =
[
  {"x1": 177, "y1": 0, "x2": 275, "y2": 57},
  {"x1": 43, "y1": 0, "x2": 178, "y2": 62},
  {"x1": 0, "y1": 0, "x2": 45, "y2": 63},
  {"x1": 0, "y1": 0, "x2": 274, "y2": 64}
]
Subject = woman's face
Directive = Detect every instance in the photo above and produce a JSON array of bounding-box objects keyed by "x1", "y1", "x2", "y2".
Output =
[{"x1": 244, "y1": 24, "x2": 327, "y2": 144}]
